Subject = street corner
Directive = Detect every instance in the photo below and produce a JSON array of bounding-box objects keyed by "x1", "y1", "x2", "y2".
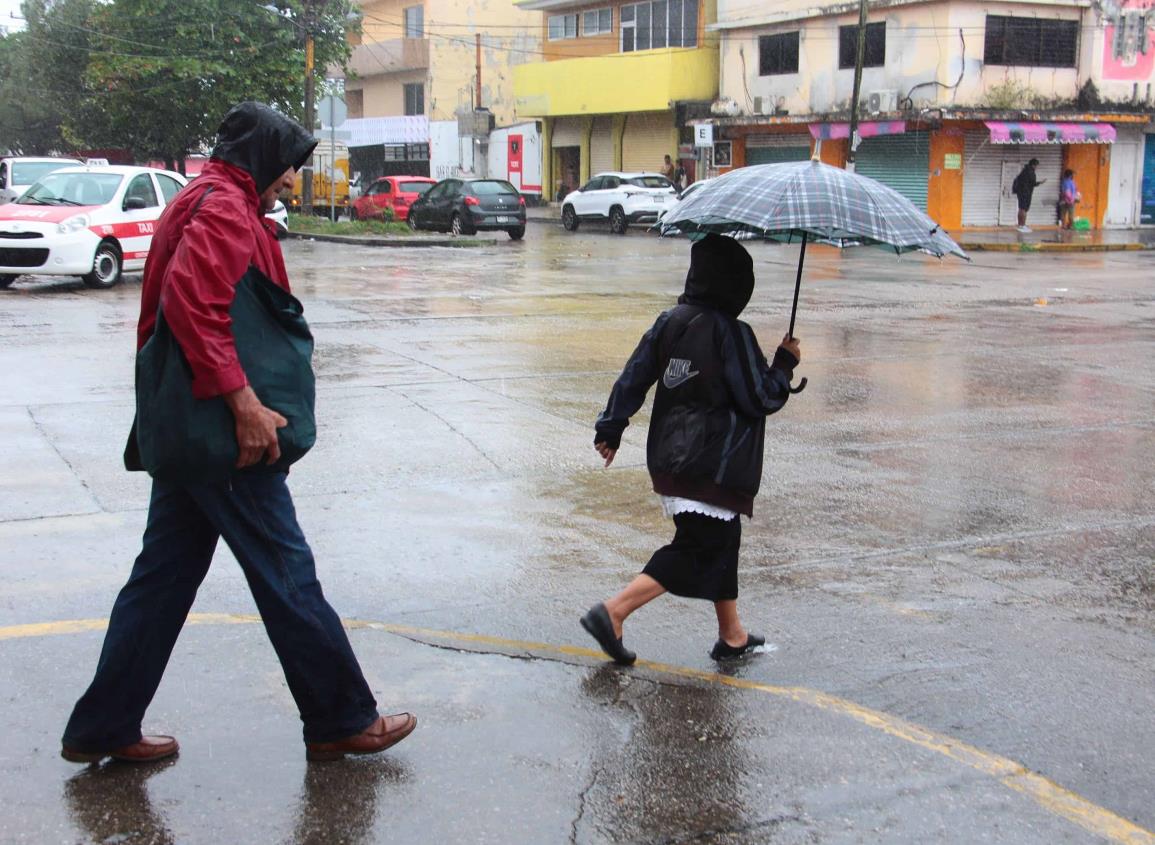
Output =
[{"x1": 3, "y1": 613, "x2": 1153, "y2": 844}]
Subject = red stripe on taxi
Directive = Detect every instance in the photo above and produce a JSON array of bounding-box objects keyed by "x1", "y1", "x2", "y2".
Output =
[{"x1": 88, "y1": 220, "x2": 159, "y2": 239}]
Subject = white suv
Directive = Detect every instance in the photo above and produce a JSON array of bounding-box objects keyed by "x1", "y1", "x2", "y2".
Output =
[
  {"x1": 0, "y1": 156, "x2": 83, "y2": 205},
  {"x1": 561, "y1": 171, "x2": 676, "y2": 234}
]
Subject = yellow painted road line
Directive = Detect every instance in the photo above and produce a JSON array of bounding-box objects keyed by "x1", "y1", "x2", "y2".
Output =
[{"x1": 4, "y1": 613, "x2": 1153, "y2": 845}]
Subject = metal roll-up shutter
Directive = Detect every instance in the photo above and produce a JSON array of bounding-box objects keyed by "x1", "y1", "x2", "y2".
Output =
[
  {"x1": 552, "y1": 117, "x2": 583, "y2": 148},
  {"x1": 746, "y1": 134, "x2": 811, "y2": 165},
  {"x1": 1023, "y1": 145, "x2": 1062, "y2": 227},
  {"x1": 854, "y1": 131, "x2": 930, "y2": 210},
  {"x1": 1105, "y1": 127, "x2": 1142, "y2": 227},
  {"x1": 961, "y1": 130, "x2": 1003, "y2": 226},
  {"x1": 963, "y1": 131, "x2": 1064, "y2": 226},
  {"x1": 590, "y1": 117, "x2": 614, "y2": 175},
  {"x1": 622, "y1": 112, "x2": 676, "y2": 173}
]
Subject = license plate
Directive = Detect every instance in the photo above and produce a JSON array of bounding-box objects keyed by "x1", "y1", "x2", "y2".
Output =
[{"x1": 496, "y1": 216, "x2": 511, "y2": 223}]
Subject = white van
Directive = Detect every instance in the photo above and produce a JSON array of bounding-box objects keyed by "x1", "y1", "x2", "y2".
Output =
[{"x1": 0, "y1": 156, "x2": 83, "y2": 204}]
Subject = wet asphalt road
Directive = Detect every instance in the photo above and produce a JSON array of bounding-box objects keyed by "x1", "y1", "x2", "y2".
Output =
[{"x1": 1, "y1": 223, "x2": 1153, "y2": 844}]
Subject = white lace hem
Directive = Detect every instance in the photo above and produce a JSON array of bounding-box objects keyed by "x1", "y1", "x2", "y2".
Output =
[{"x1": 660, "y1": 496, "x2": 738, "y2": 521}]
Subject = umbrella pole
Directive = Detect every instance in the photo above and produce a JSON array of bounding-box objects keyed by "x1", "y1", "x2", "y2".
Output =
[
  {"x1": 788, "y1": 231, "x2": 807, "y2": 339},
  {"x1": 785, "y1": 232, "x2": 809, "y2": 395}
]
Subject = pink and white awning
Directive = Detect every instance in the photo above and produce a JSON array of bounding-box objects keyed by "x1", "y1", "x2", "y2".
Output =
[
  {"x1": 984, "y1": 121, "x2": 1116, "y2": 144},
  {"x1": 808, "y1": 120, "x2": 906, "y2": 141}
]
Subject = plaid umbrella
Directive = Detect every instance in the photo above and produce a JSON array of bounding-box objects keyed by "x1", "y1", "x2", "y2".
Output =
[
  {"x1": 659, "y1": 159, "x2": 967, "y2": 255},
  {"x1": 658, "y1": 159, "x2": 968, "y2": 393}
]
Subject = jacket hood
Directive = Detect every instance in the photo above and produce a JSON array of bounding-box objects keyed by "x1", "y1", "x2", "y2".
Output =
[
  {"x1": 678, "y1": 233, "x2": 755, "y2": 317},
  {"x1": 210, "y1": 102, "x2": 317, "y2": 194}
]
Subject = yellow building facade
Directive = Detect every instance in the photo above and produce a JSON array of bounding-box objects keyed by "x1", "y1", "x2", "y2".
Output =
[{"x1": 513, "y1": 0, "x2": 719, "y2": 200}]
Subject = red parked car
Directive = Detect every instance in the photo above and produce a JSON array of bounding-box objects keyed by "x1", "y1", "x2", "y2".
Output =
[{"x1": 351, "y1": 175, "x2": 436, "y2": 222}]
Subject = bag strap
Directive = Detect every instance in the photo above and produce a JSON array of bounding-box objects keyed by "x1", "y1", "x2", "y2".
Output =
[{"x1": 191, "y1": 185, "x2": 213, "y2": 214}]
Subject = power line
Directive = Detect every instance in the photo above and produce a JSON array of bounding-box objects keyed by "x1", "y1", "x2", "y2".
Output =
[{"x1": 15, "y1": 30, "x2": 294, "y2": 62}]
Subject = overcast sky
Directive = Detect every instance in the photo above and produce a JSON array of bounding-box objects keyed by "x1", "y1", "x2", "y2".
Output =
[{"x1": 1, "y1": 0, "x2": 23, "y2": 33}]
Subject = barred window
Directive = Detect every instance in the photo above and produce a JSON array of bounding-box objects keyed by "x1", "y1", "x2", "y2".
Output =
[
  {"x1": 759, "y1": 31, "x2": 800, "y2": 75},
  {"x1": 984, "y1": 16, "x2": 1078, "y2": 67},
  {"x1": 403, "y1": 83, "x2": 424, "y2": 116},
  {"x1": 838, "y1": 22, "x2": 885, "y2": 69}
]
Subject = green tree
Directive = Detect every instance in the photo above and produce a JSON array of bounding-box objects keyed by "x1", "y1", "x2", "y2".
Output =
[
  {"x1": 0, "y1": 0, "x2": 96, "y2": 154},
  {"x1": 2, "y1": 0, "x2": 357, "y2": 165},
  {"x1": 79, "y1": 0, "x2": 356, "y2": 168}
]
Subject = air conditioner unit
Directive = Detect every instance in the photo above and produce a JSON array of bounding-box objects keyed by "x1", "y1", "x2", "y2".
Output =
[{"x1": 867, "y1": 89, "x2": 899, "y2": 113}]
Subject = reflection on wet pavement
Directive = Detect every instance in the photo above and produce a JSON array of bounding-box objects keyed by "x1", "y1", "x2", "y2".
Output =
[
  {"x1": 290, "y1": 759, "x2": 410, "y2": 845},
  {"x1": 2, "y1": 226, "x2": 1154, "y2": 843},
  {"x1": 65, "y1": 758, "x2": 179, "y2": 845}
]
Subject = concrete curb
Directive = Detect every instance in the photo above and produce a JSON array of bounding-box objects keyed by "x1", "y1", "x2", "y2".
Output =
[
  {"x1": 959, "y1": 241, "x2": 1154, "y2": 253},
  {"x1": 284, "y1": 231, "x2": 497, "y2": 247}
]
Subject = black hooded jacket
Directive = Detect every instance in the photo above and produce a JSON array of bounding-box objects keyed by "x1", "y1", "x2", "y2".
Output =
[
  {"x1": 595, "y1": 235, "x2": 798, "y2": 516},
  {"x1": 210, "y1": 101, "x2": 317, "y2": 194}
]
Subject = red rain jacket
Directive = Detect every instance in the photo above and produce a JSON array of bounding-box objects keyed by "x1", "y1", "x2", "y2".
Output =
[{"x1": 137, "y1": 159, "x2": 290, "y2": 400}]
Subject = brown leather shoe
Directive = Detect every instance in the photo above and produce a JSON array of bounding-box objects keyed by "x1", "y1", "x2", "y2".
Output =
[
  {"x1": 61, "y1": 735, "x2": 179, "y2": 764},
  {"x1": 305, "y1": 713, "x2": 417, "y2": 762}
]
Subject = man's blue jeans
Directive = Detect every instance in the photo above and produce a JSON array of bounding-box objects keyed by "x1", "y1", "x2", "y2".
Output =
[{"x1": 62, "y1": 472, "x2": 379, "y2": 752}]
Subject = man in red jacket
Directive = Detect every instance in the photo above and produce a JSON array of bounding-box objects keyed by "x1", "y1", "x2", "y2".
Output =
[{"x1": 61, "y1": 102, "x2": 416, "y2": 764}]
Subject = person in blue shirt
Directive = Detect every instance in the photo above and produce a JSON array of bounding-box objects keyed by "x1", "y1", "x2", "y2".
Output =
[{"x1": 1059, "y1": 169, "x2": 1079, "y2": 229}]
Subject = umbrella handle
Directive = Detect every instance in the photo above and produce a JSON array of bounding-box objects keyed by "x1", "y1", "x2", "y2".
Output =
[{"x1": 789, "y1": 376, "x2": 808, "y2": 395}]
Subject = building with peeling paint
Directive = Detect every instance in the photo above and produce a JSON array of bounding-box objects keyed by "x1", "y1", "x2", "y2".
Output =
[
  {"x1": 511, "y1": 0, "x2": 720, "y2": 201},
  {"x1": 704, "y1": 0, "x2": 1155, "y2": 229},
  {"x1": 343, "y1": 0, "x2": 542, "y2": 184}
]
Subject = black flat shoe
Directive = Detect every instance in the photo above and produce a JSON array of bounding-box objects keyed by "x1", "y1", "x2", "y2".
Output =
[
  {"x1": 710, "y1": 633, "x2": 766, "y2": 661},
  {"x1": 580, "y1": 603, "x2": 637, "y2": 666}
]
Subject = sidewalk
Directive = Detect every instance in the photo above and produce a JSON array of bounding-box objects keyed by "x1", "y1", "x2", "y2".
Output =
[
  {"x1": 527, "y1": 206, "x2": 1155, "y2": 252},
  {"x1": 957, "y1": 227, "x2": 1155, "y2": 253},
  {"x1": 284, "y1": 231, "x2": 496, "y2": 247}
]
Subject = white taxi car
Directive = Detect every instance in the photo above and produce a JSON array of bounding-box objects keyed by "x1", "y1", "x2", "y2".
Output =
[
  {"x1": 560, "y1": 171, "x2": 677, "y2": 234},
  {"x1": 0, "y1": 163, "x2": 186, "y2": 289}
]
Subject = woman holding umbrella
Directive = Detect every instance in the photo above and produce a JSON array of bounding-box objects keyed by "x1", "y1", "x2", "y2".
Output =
[{"x1": 581, "y1": 234, "x2": 801, "y2": 664}]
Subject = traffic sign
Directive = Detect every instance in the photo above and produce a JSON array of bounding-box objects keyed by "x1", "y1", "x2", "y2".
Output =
[{"x1": 317, "y1": 95, "x2": 347, "y2": 129}]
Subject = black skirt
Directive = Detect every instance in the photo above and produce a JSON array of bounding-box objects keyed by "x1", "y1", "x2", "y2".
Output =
[{"x1": 642, "y1": 511, "x2": 741, "y2": 602}]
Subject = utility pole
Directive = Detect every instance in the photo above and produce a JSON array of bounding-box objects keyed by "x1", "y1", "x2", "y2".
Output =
[
  {"x1": 475, "y1": 33, "x2": 482, "y2": 110},
  {"x1": 303, "y1": 28, "x2": 316, "y2": 214},
  {"x1": 302, "y1": 0, "x2": 330, "y2": 215},
  {"x1": 845, "y1": 0, "x2": 869, "y2": 172}
]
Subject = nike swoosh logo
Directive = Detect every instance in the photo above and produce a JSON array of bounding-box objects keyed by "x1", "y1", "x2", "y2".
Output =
[{"x1": 663, "y1": 369, "x2": 699, "y2": 389}]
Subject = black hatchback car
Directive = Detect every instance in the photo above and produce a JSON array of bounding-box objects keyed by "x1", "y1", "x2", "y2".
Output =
[{"x1": 407, "y1": 178, "x2": 526, "y2": 240}]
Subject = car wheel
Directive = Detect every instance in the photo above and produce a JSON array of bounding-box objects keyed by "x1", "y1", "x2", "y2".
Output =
[
  {"x1": 508, "y1": 227, "x2": 525, "y2": 241},
  {"x1": 562, "y1": 205, "x2": 579, "y2": 231},
  {"x1": 350, "y1": 207, "x2": 360, "y2": 221},
  {"x1": 0, "y1": 274, "x2": 15, "y2": 289},
  {"x1": 82, "y1": 241, "x2": 123, "y2": 289},
  {"x1": 408, "y1": 214, "x2": 419, "y2": 231},
  {"x1": 609, "y1": 206, "x2": 627, "y2": 234},
  {"x1": 451, "y1": 213, "x2": 464, "y2": 236}
]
